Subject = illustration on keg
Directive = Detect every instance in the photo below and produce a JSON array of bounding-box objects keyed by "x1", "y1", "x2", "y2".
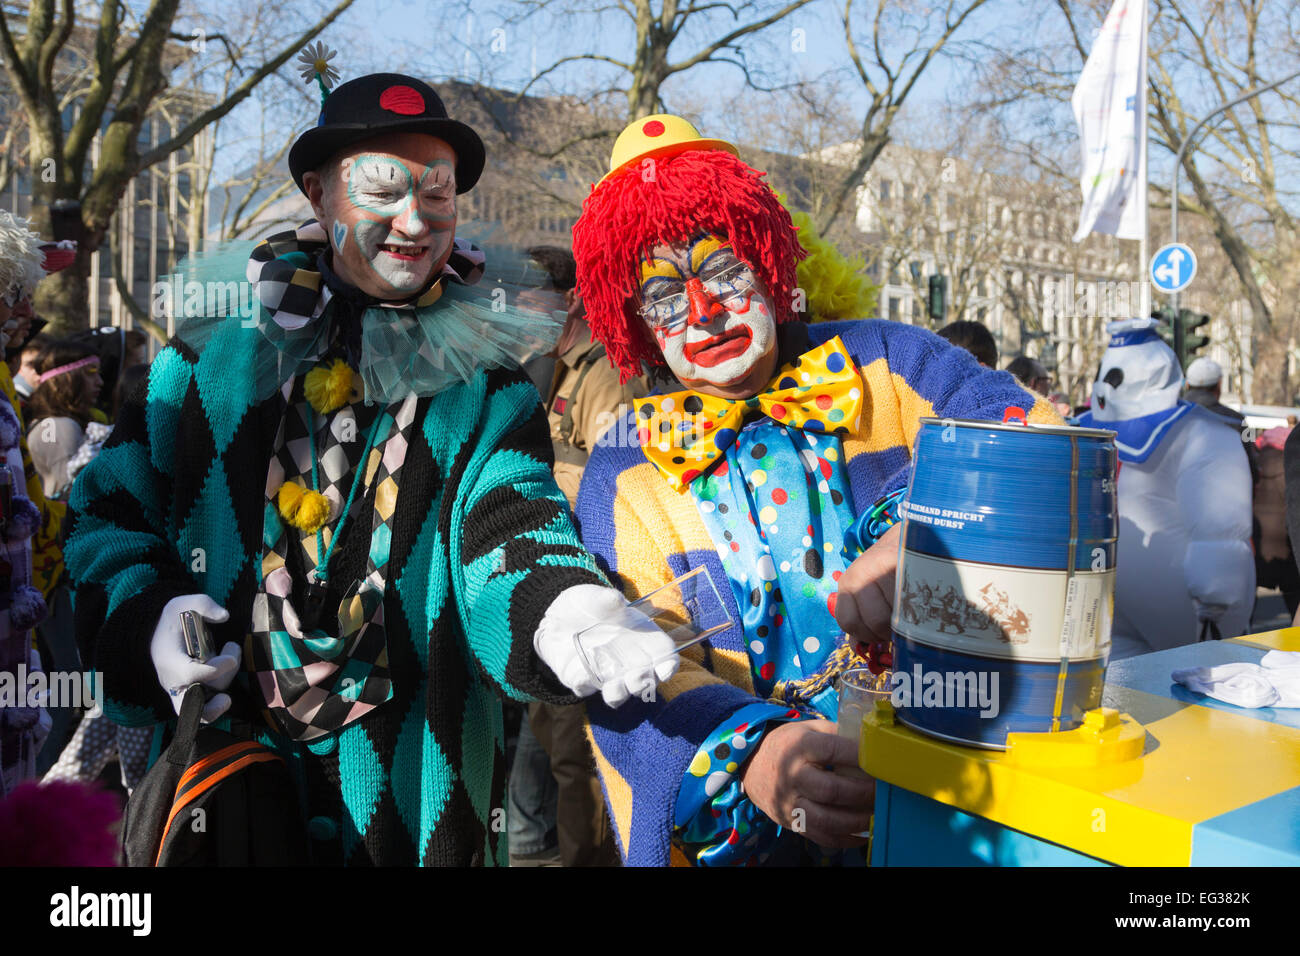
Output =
[{"x1": 898, "y1": 573, "x2": 1031, "y2": 644}]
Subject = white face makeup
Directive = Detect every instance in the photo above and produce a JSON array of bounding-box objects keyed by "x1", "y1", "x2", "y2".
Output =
[
  {"x1": 308, "y1": 132, "x2": 457, "y2": 300},
  {"x1": 639, "y1": 235, "x2": 777, "y2": 396}
]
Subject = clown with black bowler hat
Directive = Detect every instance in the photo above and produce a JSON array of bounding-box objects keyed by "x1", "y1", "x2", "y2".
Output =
[
  {"x1": 288, "y1": 71, "x2": 486, "y2": 305},
  {"x1": 65, "y1": 54, "x2": 677, "y2": 866}
]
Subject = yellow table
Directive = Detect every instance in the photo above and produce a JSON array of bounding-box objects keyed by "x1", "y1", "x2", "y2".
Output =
[{"x1": 861, "y1": 629, "x2": 1300, "y2": 866}]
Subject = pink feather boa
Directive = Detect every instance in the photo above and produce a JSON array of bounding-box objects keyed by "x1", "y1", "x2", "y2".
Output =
[{"x1": 0, "y1": 781, "x2": 121, "y2": 866}]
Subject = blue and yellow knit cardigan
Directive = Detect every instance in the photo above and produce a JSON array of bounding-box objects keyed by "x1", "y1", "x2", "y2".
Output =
[
  {"x1": 64, "y1": 308, "x2": 605, "y2": 866},
  {"x1": 576, "y1": 319, "x2": 1061, "y2": 866}
]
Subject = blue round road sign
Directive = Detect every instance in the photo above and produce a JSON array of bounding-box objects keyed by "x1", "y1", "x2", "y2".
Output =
[{"x1": 1150, "y1": 243, "x2": 1197, "y2": 294}]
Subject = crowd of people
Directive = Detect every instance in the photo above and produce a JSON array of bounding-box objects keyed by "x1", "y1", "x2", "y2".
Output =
[
  {"x1": 0, "y1": 225, "x2": 157, "y2": 806},
  {"x1": 0, "y1": 61, "x2": 1295, "y2": 868}
]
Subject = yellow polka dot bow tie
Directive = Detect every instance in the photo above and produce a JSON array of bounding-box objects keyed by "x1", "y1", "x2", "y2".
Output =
[{"x1": 638, "y1": 336, "x2": 863, "y2": 490}]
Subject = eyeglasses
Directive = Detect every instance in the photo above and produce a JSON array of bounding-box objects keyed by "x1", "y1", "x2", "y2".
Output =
[{"x1": 637, "y1": 260, "x2": 758, "y2": 331}]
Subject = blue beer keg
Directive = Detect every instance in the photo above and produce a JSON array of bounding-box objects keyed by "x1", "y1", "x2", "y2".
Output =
[{"x1": 889, "y1": 413, "x2": 1118, "y2": 749}]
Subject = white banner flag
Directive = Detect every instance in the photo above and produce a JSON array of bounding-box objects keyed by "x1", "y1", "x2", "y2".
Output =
[{"x1": 1072, "y1": 0, "x2": 1148, "y2": 242}]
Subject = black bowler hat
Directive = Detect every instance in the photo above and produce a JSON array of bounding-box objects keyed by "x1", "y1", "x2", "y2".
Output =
[{"x1": 288, "y1": 73, "x2": 486, "y2": 195}]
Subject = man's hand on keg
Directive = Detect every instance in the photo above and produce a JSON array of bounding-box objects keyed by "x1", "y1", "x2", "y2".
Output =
[
  {"x1": 834, "y1": 523, "x2": 901, "y2": 646},
  {"x1": 740, "y1": 721, "x2": 873, "y2": 848}
]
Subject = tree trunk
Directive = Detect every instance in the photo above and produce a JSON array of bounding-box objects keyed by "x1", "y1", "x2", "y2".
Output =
[
  {"x1": 627, "y1": 48, "x2": 668, "y2": 118},
  {"x1": 816, "y1": 128, "x2": 891, "y2": 235},
  {"x1": 35, "y1": 248, "x2": 96, "y2": 334},
  {"x1": 1252, "y1": 336, "x2": 1287, "y2": 406},
  {"x1": 25, "y1": 116, "x2": 95, "y2": 332}
]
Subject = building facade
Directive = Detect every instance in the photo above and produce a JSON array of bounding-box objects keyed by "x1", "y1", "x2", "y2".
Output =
[
  {"x1": 1, "y1": 96, "x2": 209, "y2": 334},
  {"x1": 838, "y1": 143, "x2": 1253, "y2": 404}
]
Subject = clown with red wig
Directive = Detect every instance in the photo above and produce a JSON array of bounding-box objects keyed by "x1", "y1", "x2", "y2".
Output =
[{"x1": 571, "y1": 116, "x2": 1062, "y2": 866}]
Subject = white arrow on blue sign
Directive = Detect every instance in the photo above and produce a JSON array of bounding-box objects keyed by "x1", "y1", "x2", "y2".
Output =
[{"x1": 1149, "y1": 243, "x2": 1198, "y2": 294}]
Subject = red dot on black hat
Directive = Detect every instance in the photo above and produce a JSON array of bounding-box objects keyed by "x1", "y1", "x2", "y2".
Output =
[
  {"x1": 643, "y1": 119, "x2": 665, "y2": 137},
  {"x1": 380, "y1": 85, "x2": 424, "y2": 115}
]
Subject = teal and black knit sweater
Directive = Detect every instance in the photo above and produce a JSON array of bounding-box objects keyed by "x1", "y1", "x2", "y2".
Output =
[{"x1": 65, "y1": 298, "x2": 606, "y2": 865}]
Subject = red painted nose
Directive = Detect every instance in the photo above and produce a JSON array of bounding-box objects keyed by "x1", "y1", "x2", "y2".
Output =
[{"x1": 685, "y1": 277, "x2": 726, "y2": 326}]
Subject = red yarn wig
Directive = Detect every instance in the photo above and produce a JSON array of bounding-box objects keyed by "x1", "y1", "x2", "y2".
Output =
[{"x1": 572, "y1": 149, "x2": 806, "y2": 383}]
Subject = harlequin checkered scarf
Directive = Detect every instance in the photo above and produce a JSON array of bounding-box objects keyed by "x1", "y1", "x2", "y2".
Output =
[
  {"x1": 245, "y1": 221, "x2": 559, "y2": 404},
  {"x1": 247, "y1": 376, "x2": 419, "y2": 741},
  {"x1": 246, "y1": 220, "x2": 485, "y2": 332}
]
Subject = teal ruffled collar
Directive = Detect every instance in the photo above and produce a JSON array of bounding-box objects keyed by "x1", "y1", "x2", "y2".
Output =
[{"x1": 174, "y1": 221, "x2": 564, "y2": 405}]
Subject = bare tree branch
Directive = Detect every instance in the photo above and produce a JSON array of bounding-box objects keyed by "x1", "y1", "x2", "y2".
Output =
[
  {"x1": 667, "y1": 0, "x2": 814, "y2": 75},
  {"x1": 137, "y1": 0, "x2": 356, "y2": 171}
]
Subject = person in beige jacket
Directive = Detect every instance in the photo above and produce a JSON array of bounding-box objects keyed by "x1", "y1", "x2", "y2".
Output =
[
  {"x1": 510, "y1": 246, "x2": 648, "y2": 865},
  {"x1": 547, "y1": 323, "x2": 648, "y2": 505}
]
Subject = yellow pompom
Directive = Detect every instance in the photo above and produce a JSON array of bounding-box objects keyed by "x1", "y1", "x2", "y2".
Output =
[
  {"x1": 776, "y1": 192, "x2": 878, "y2": 322},
  {"x1": 277, "y1": 481, "x2": 332, "y2": 532},
  {"x1": 303, "y1": 359, "x2": 356, "y2": 415}
]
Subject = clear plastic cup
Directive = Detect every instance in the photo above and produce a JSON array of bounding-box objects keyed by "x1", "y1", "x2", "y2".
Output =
[
  {"x1": 836, "y1": 666, "x2": 892, "y2": 777},
  {"x1": 573, "y1": 565, "x2": 733, "y2": 686},
  {"x1": 836, "y1": 666, "x2": 891, "y2": 841}
]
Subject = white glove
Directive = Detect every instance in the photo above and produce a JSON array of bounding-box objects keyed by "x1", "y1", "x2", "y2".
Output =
[
  {"x1": 534, "y1": 584, "x2": 680, "y2": 707},
  {"x1": 152, "y1": 594, "x2": 241, "y2": 722}
]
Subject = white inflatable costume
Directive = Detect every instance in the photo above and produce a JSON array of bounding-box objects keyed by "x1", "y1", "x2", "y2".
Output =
[{"x1": 1079, "y1": 319, "x2": 1255, "y2": 659}]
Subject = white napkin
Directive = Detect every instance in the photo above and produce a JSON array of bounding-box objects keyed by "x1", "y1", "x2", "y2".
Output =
[
  {"x1": 1259, "y1": 651, "x2": 1300, "y2": 706},
  {"x1": 1172, "y1": 650, "x2": 1300, "y2": 708}
]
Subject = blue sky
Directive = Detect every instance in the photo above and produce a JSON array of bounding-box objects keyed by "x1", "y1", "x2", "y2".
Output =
[
  {"x1": 305, "y1": 0, "x2": 1026, "y2": 141},
  {"x1": 198, "y1": 0, "x2": 1298, "y2": 222},
  {"x1": 197, "y1": 0, "x2": 1095, "y2": 218}
]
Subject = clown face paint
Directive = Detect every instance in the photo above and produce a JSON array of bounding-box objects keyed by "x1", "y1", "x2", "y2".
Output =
[
  {"x1": 639, "y1": 235, "x2": 777, "y2": 397},
  {"x1": 309, "y1": 132, "x2": 457, "y2": 301}
]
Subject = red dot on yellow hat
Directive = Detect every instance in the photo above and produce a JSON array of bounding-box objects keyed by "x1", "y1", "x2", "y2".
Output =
[{"x1": 643, "y1": 119, "x2": 665, "y2": 136}]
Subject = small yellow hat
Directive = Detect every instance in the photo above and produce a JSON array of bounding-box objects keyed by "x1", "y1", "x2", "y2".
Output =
[{"x1": 597, "y1": 114, "x2": 739, "y2": 187}]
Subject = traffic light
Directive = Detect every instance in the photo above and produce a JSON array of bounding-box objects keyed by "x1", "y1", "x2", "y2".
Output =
[
  {"x1": 928, "y1": 275, "x2": 947, "y2": 323},
  {"x1": 1151, "y1": 306, "x2": 1175, "y2": 348},
  {"x1": 1178, "y1": 309, "x2": 1211, "y2": 365},
  {"x1": 1150, "y1": 306, "x2": 1211, "y2": 367}
]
